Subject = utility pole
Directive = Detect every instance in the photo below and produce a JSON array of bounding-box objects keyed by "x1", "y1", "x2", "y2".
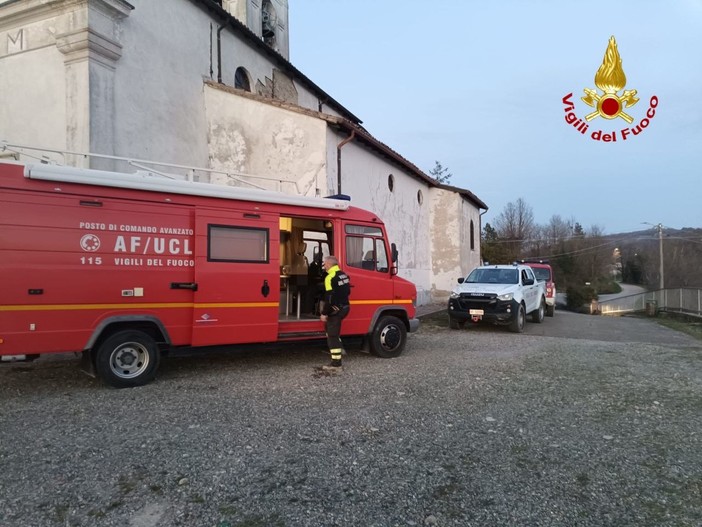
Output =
[{"x1": 656, "y1": 223, "x2": 664, "y2": 290}]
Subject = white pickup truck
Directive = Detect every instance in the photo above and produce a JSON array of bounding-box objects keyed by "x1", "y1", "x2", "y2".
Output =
[{"x1": 447, "y1": 264, "x2": 546, "y2": 332}]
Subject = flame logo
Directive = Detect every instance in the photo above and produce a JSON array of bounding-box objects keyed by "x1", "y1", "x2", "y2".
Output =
[
  {"x1": 581, "y1": 36, "x2": 639, "y2": 123},
  {"x1": 594, "y1": 36, "x2": 626, "y2": 94}
]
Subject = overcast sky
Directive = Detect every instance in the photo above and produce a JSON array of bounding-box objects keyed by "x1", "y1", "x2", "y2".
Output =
[{"x1": 288, "y1": 0, "x2": 702, "y2": 235}]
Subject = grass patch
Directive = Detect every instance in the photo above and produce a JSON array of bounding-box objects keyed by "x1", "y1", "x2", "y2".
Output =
[{"x1": 656, "y1": 313, "x2": 702, "y2": 341}]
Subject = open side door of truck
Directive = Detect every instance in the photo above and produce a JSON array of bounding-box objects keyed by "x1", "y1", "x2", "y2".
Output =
[{"x1": 191, "y1": 209, "x2": 280, "y2": 346}]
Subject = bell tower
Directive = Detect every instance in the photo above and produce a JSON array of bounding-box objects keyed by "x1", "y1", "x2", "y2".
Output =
[{"x1": 222, "y1": 0, "x2": 289, "y2": 60}]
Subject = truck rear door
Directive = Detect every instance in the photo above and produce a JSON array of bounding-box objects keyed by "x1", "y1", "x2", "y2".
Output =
[{"x1": 192, "y1": 209, "x2": 280, "y2": 346}]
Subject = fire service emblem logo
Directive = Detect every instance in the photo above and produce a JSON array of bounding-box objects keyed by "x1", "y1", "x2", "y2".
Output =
[{"x1": 562, "y1": 36, "x2": 658, "y2": 142}]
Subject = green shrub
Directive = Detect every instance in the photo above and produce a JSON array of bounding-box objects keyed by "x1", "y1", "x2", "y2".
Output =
[
  {"x1": 566, "y1": 285, "x2": 597, "y2": 311},
  {"x1": 595, "y1": 279, "x2": 622, "y2": 295}
]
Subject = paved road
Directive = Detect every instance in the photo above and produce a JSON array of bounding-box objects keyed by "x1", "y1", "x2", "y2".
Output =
[
  {"x1": 555, "y1": 283, "x2": 648, "y2": 311},
  {"x1": 425, "y1": 301, "x2": 697, "y2": 346},
  {"x1": 519, "y1": 308, "x2": 697, "y2": 345}
]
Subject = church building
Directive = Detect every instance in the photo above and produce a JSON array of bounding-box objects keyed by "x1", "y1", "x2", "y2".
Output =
[{"x1": 0, "y1": 0, "x2": 487, "y2": 303}]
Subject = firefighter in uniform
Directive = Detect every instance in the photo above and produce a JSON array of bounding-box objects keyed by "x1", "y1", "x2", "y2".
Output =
[{"x1": 320, "y1": 256, "x2": 350, "y2": 371}]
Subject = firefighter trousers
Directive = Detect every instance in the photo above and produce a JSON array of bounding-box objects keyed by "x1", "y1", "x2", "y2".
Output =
[{"x1": 325, "y1": 305, "x2": 350, "y2": 352}]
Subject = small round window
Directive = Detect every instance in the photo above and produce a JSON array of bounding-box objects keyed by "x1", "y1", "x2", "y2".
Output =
[
  {"x1": 417, "y1": 189, "x2": 423, "y2": 205},
  {"x1": 388, "y1": 174, "x2": 394, "y2": 192}
]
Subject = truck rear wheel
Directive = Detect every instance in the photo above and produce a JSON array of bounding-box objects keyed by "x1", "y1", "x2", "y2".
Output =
[
  {"x1": 369, "y1": 316, "x2": 407, "y2": 358},
  {"x1": 95, "y1": 330, "x2": 160, "y2": 388},
  {"x1": 510, "y1": 304, "x2": 526, "y2": 333}
]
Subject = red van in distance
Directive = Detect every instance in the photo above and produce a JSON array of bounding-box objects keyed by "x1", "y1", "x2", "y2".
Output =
[{"x1": 519, "y1": 260, "x2": 556, "y2": 317}]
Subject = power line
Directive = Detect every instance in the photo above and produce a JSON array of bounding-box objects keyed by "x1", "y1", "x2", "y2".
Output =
[{"x1": 524, "y1": 240, "x2": 619, "y2": 259}]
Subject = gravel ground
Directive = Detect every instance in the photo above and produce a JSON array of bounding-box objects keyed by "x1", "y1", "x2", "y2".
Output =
[{"x1": 1, "y1": 313, "x2": 701, "y2": 527}]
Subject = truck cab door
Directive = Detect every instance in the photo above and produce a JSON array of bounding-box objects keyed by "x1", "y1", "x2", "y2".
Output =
[
  {"x1": 341, "y1": 222, "x2": 395, "y2": 336},
  {"x1": 191, "y1": 210, "x2": 280, "y2": 347},
  {"x1": 521, "y1": 268, "x2": 538, "y2": 311}
]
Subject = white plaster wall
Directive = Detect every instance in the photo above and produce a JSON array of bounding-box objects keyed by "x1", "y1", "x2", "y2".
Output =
[
  {"x1": 0, "y1": 0, "x2": 342, "y2": 167},
  {"x1": 111, "y1": 1, "x2": 213, "y2": 167},
  {"x1": 0, "y1": 46, "x2": 65, "y2": 150},
  {"x1": 326, "y1": 128, "x2": 433, "y2": 304},
  {"x1": 114, "y1": 1, "x2": 318, "y2": 168},
  {"x1": 204, "y1": 85, "x2": 326, "y2": 195},
  {"x1": 429, "y1": 188, "x2": 482, "y2": 300}
]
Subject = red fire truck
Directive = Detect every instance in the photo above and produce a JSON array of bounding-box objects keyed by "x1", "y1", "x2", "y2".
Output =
[{"x1": 0, "y1": 161, "x2": 419, "y2": 387}]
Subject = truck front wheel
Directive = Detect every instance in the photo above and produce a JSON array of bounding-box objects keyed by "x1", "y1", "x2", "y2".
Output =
[
  {"x1": 532, "y1": 297, "x2": 545, "y2": 323},
  {"x1": 95, "y1": 330, "x2": 160, "y2": 388},
  {"x1": 448, "y1": 315, "x2": 465, "y2": 330},
  {"x1": 510, "y1": 304, "x2": 526, "y2": 333},
  {"x1": 369, "y1": 316, "x2": 407, "y2": 358}
]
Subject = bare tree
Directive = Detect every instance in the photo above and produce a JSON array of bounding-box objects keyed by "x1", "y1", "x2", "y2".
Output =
[
  {"x1": 495, "y1": 198, "x2": 535, "y2": 241},
  {"x1": 545, "y1": 215, "x2": 572, "y2": 247},
  {"x1": 494, "y1": 198, "x2": 535, "y2": 260}
]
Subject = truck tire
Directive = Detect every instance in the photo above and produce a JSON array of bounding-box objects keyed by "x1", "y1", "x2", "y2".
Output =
[
  {"x1": 546, "y1": 304, "x2": 555, "y2": 317},
  {"x1": 95, "y1": 330, "x2": 160, "y2": 388},
  {"x1": 531, "y1": 297, "x2": 545, "y2": 323},
  {"x1": 369, "y1": 316, "x2": 407, "y2": 358},
  {"x1": 510, "y1": 303, "x2": 526, "y2": 333},
  {"x1": 448, "y1": 316, "x2": 465, "y2": 330}
]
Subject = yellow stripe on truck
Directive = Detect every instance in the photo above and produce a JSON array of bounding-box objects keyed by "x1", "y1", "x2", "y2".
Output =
[
  {"x1": 350, "y1": 299, "x2": 412, "y2": 305},
  {"x1": 0, "y1": 302, "x2": 279, "y2": 312}
]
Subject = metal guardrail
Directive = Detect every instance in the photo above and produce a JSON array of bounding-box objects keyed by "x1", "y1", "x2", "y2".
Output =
[{"x1": 599, "y1": 288, "x2": 702, "y2": 317}]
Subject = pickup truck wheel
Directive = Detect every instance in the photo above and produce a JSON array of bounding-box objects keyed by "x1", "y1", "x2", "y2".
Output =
[
  {"x1": 448, "y1": 316, "x2": 465, "y2": 330},
  {"x1": 510, "y1": 304, "x2": 526, "y2": 333},
  {"x1": 532, "y1": 298, "x2": 545, "y2": 323},
  {"x1": 95, "y1": 330, "x2": 160, "y2": 388},
  {"x1": 369, "y1": 316, "x2": 407, "y2": 358},
  {"x1": 546, "y1": 304, "x2": 555, "y2": 317}
]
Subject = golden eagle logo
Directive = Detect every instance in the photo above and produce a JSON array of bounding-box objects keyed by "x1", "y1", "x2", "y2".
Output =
[{"x1": 581, "y1": 36, "x2": 639, "y2": 123}]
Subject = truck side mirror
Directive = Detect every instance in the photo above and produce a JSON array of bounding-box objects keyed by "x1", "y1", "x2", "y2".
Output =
[
  {"x1": 457, "y1": 277, "x2": 464, "y2": 284},
  {"x1": 391, "y1": 243, "x2": 398, "y2": 263}
]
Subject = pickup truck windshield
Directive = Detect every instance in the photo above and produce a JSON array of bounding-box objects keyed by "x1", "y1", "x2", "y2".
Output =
[{"x1": 466, "y1": 268, "x2": 518, "y2": 284}]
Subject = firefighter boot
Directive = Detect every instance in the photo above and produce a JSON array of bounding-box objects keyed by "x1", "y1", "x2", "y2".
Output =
[
  {"x1": 322, "y1": 348, "x2": 343, "y2": 372},
  {"x1": 321, "y1": 359, "x2": 343, "y2": 372}
]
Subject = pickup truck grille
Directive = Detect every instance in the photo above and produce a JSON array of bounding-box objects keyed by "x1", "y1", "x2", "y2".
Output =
[{"x1": 457, "y1": 293, "x2": 497, "y2": 310}]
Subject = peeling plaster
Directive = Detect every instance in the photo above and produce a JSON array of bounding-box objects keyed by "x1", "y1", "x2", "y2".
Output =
[{"x1": 208, "y1": 122, "x2": 248, "y2": 184}]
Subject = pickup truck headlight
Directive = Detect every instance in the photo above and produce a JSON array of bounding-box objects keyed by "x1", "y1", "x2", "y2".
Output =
[
  {"x1": 497, "y1": 293, "x2": 513, "y2": 301},
  {"x1": 449, "y1": 291, "x2": 460, "y2": 299}
]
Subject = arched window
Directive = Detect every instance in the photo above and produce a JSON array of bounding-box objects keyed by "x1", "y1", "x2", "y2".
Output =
[
  {"x1": 388, "y1": 174, "x2": 394, "y2": 192},
  {"x1": 235, "y1": 67, "x2": 251, "y2": 92},
  {"x1": 470, "y1": 220, "x2": 475, "y2": 250}
]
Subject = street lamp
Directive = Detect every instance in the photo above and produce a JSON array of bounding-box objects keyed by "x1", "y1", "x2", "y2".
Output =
[{"x1": 642, "y1": 222, "x2": 664, "y2": 290}]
